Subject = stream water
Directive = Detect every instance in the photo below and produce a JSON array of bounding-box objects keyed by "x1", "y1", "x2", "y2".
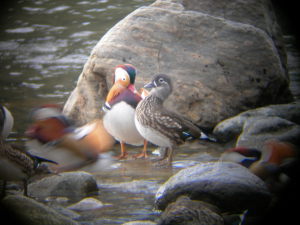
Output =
[{"x1": 0, "y1": 1, "x2": 299, "y2": 224}]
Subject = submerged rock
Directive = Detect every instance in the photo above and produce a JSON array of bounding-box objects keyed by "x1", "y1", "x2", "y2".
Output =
[
  {"x1": 28, "y1": 171, "x2": 98, "y2": 199},
  {"x1": 1, "y1": 195, "x2": 79, "y2": 225},
  {"x1": 67, "y1": 197, "x2": 104, "y2": 211},
  {"x1": 158, "y1": 196, "x2": 224, "y2": 225},
  {"x1": 63, "y1": 0, "x2": 291, "y2": 128},
  {"x1": 155, "y1": 162, "x2": 271, "y2": 212}
]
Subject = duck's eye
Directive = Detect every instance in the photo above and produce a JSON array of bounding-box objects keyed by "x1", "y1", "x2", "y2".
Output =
[
  {"x1": 122, "y1": 77, "x2": 126, "y2": 81},
  {"x1": 159, "y1": 78, "x2": 164, "y2": 83}
]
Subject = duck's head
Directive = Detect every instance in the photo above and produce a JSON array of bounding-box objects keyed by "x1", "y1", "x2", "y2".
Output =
[
  {"x1": 221, "y1": 146, "x2": 261, "y2": 168},
  {"x1": 113, "y1": 64, "x2": 137, "y2": 87},
  {"x1": 144, "y1": 74, "x2": 173, "y2": 100},
  {"x1": 106, "y1": 64, "x2": 137, "y2": 103}
]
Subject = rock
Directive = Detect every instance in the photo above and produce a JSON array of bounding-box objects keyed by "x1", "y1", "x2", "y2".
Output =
[
  {"x1": 213, "y1": 101, "x2": 300, "y2": 148},
  {"x1": 63, "y1": 0, "x2": 292, "y2": 128},
  {"x1": 237, "y1": 116, "x2": 300, "y2": 149},
  {"x1": 155, "y1": 162, "x2": 271, "y2": 212},
  {"x1": 67, "y1": 197, "x2": 104, "y2": 211},
  {"x1": 28, "y1": 171, "x2": 98, "y2": 199},
  {"x1": 122, "y1": 221, "x2": 157, "y2": 225},
  {"x1": 1, "y1": 195, "x2": 79, "y2": 225},
  {"x1": 158, "y1": 196, "x2": 224, "y2": 225}
]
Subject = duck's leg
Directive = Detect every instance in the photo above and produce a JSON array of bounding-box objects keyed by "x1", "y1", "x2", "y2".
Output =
[
  {"x1": 118, "y1": 141, "x2": 128, "y2": 159},
  {"x1": 152, "y1": 147, "x2": 173, "y2": 167},
  {"x1": 166, "y1": 147, "x2": 174, "y2": 166},
  {"x1": 134, "y1": 140, "x2": 148, "y2": 159}
]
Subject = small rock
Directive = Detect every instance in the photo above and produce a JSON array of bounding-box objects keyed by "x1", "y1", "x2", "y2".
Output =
[
  {"x1": 67, "y1": 197, "x2": 104, "y2": 211},
  {"x1": 28, "y1": 171, "x2": 98, "y2": 199},
  {"x1": 155, "y1": 162, "x2": 271, "y2": 212},
  {"x1": 1, "y1": 195, "x2": 79, "y2": 225},
  {"x1": 158, "y1": 196, "x2": 224, "y2": 225}
]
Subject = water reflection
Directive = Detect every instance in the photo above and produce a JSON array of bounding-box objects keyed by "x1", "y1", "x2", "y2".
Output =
[{"x1": 0, "y1": 0, "x2": 154, "y2": 134}]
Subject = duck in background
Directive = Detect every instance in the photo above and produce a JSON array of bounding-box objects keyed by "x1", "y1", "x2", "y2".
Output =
[
  {"x1": 0, "y1": 104, "x2": 14, "y2": 139},
  {"x1": 135, "y1": 74, "x2": 216, "y2": 166},
  {"x1": 26, "y1": 104, "x2": 115, "y2": 172},
  {"x1": 221, "y1": 140, "x2": 298, "y2": 192},
  {"x1": 103, "y1": 64, "x2": 148, "y2": 159},
  {"x1": 0, "y1": 104, "x2": 57, "y2": 197}
]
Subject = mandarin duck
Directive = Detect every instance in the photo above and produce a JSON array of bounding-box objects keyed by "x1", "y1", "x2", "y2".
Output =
[
  {"x1": 135, "y1": 74, "x2": 213, "y2": 165},
  {"x1": 103, "y1": 64, "x2": 148, "y2": 159},
  {"x1": 26, "y1": 104, "x2": 114, "y2": 171},
  {"x1": 220, "y1": 146, "x2": 262, "y2": 168},
  {"x1": 0, "y1": 105, "x2": 57, "y2": 196},
  {"x1": 221, "y1": 140, "x2": 298, "y2": 193}
]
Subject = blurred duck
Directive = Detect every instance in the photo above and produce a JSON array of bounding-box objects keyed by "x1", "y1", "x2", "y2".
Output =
[
  {"x1": 26, "y1": 104, "x2": 114, "y2": 171},
  {"x1": 221, "y1": 140, "x2": 298, "y2": 184},
  {"x1": 0, "y1": 104, "x2": 14, "y2": 139},
  {"x1": 103, "y1": 64, "x2": 148, "y2": 159},
  {"x1": 220, "y1": 146, "x2": 262, "y2": 168},
  {"x1": 0, "y1": 105, "x2": 57, "y2": 196},
  {"x1": 135, "y1": 74, "x2": 214, "y2": 166}
]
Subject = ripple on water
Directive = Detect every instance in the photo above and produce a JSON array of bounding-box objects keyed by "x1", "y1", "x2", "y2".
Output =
[
  {"x1": 46, "y1": 6, "x2": 70, "y2": 14},
  {"x1": 5, "y1": 27, "x2": 35, "y2": 33}
]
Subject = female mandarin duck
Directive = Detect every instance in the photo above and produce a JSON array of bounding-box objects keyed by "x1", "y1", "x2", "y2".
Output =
[
  {"x1": 134, "y1": 74, "x2": 209, "y2": 165},
  {"x1": 1, "y1": 105, "x2": 57, "y2": 196},
  {"x1": 103, "y1": 64, "x2": 148, "y2": 159}
]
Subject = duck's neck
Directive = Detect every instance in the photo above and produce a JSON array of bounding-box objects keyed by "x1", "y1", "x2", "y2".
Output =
[{"x1": 150, "y1": 86, "x2": 170, "y2": 102}]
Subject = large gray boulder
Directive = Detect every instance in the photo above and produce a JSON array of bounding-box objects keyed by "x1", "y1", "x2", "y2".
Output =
[
  {"x1": 63, "y1": 0, "x2": 292, "y2": 128},
  {"x1": 155, "y1": 162, "x2": 271, "y2": 212}
]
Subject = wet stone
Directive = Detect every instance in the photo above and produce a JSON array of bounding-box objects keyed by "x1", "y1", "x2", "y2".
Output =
[
  {"x1": 28, "y1": 171, "x2": 98, "y2": 199},
  {"x1": 155, "y1": 162, "x2": 271, "y2": 212},
  {"x1": 67, "y1": 197, "x2": 104, "y2": 211}
]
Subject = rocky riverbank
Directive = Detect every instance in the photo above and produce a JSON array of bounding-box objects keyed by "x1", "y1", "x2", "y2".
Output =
[{"x1": 1, "y1": 0, "x2": 299, "y2": 224}]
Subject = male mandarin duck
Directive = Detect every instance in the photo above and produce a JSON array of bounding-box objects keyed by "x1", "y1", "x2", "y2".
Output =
[
  {"x1": 26, "y1": 104, "x2": 114, "y2": 171},
  {"x1": 221, "y1": 140, "x2": 298, "y2": 182},
  {"x1": 135, "y1": 74, "x2": 213, "y2": 165},
  {"x1": 249, "y1": 140, "x2": 297, "y2": 181},
  {"x1": 0, "y1": 105, "x2": 57, "y2": 196},
  {"x1": 220, "y1": 146, "x2": 262, "y2": 168},
  {"x1": 103, "y1": 64, "x2": 148, "y2": 159}
]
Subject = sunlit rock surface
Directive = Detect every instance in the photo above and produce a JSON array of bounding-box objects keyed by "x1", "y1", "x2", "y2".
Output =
[{"x1": 63, "y1": 0, "x2": 292, "y2": 127}]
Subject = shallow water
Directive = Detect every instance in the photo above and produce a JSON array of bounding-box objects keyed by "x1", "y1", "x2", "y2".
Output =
[{"x1": 1, "y1": 1, "x2": 300, "y2": 224}]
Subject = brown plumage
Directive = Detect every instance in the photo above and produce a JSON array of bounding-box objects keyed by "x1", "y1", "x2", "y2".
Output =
[
  {"x1": 135, "y1": 74, "x2": 201, "y2": 165},
  {"x1": 0, "y1": 139, "x2": 57, "y2": 196}
]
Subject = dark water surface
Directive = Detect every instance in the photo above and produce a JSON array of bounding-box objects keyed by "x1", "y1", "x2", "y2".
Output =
[
  {"x1": 0, "y1": 0, "x2": 154, "y2": 135},
  {"x1": 1, "y1": 1, "x2": 299, "y2": 224}
]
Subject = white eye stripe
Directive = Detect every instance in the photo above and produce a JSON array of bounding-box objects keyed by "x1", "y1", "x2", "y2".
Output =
[{"x1": 115, "y1": 68, "x2": 129, "y2": 83}]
